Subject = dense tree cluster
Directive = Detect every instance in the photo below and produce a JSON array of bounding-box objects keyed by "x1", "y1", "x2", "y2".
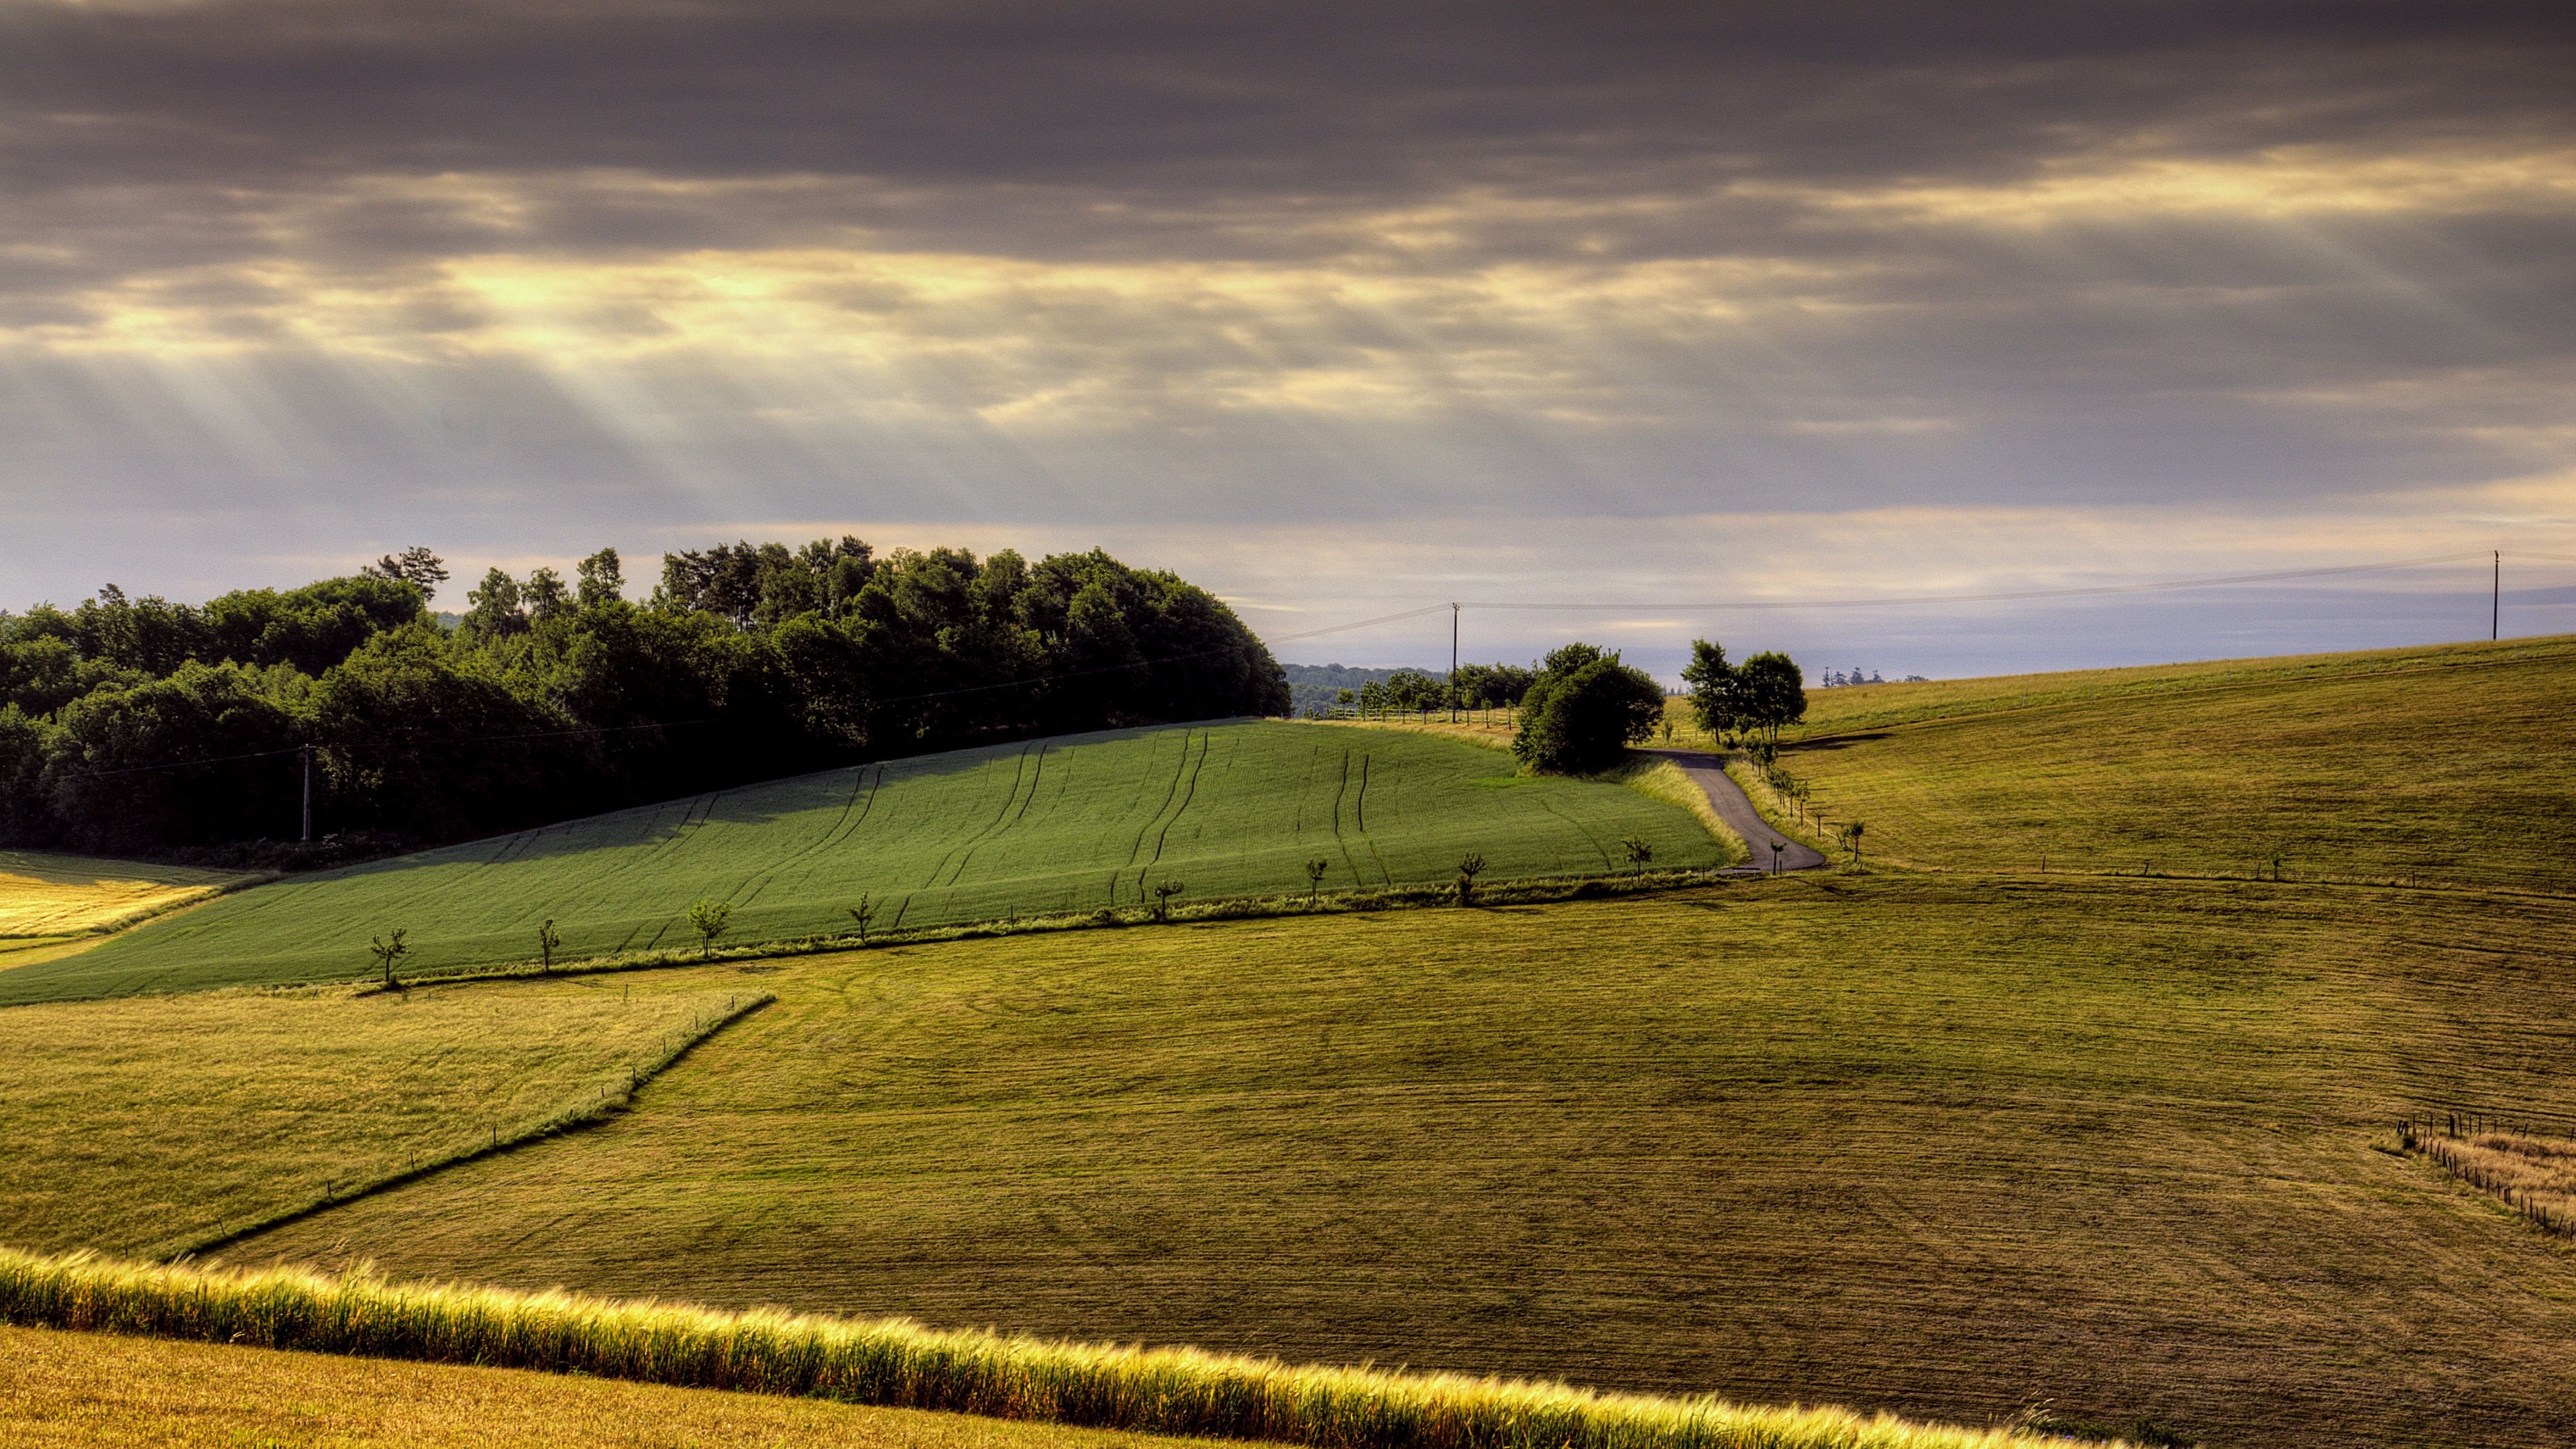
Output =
[
  {"x1": 1681, "y1": 640, "x2": 1807, "y2": 744},
  {"x1": 1511, "y1": 643, "x2": 1668, "y2": 775},
  {"x1": 0, "y1": 541, "x2": 1286, "y2": 859}
]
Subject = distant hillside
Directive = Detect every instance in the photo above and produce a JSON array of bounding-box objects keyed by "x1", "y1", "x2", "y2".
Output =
[{"x1": 1281, "y1": 662, "x2": 1407, "y2": 716}]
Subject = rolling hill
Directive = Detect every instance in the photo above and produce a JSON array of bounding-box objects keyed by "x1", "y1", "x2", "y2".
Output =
[
  {"x1": 0, "y1": 720, "x2": 1730, "y2": 1005},
  {"x1": 15, "y1": 635, "x2": 2576, "y2": 1447},
  {"x1": 1757, "y1": 634, "x2": 2576, "y2": 889},
  {"x1": 220, "y1": 876, "x2": 2576, "y2": 1448}
]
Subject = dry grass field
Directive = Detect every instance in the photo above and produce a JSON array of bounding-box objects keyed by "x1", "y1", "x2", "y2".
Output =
[
  {"x1": 1742, "y1": 635, "x2": 2576, "y2": 890},
  {"x1": 0, "y1": 1323, "x2": 1207, "y2": 1449},
  {"x1": 229, "y1": 875, "x2": 2576, "y2": 1449},
  {"x1": 0, "y1": 1250, "x2": 2062, "y2": 1449},
  {"x1": 0, "y1": 848, "x2": 251, "y2": 938},
  {"x1": 0, "y1": 975, "x2": 755, "y2": 1259}
]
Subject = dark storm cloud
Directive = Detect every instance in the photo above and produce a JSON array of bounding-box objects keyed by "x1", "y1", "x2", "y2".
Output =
[
  {"x1": 2, "y1": 0, "x2": 2573, "y2": 660},
  {"x1": 5, "y1": 1, "x2": 2572, "y2": 261}
]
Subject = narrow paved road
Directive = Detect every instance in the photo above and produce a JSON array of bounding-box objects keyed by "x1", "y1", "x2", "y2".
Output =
[{"x1": 1652, "y1": 749, "x2": 1828, "y2": 873}]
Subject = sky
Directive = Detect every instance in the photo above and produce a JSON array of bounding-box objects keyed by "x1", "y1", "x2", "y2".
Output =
[{"x1": 3, "y1": 1, "x2": 2572, "y2": 680}]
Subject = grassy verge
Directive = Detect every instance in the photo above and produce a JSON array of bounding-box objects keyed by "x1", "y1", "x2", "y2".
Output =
[
  {"x1": 219, "y1": 865, "x2": 1750, "y2": 996},
  {"x1": 1721, "y1": 757, "x2": 1841, "y2": 861},
  {"x1": 0, "y1": 1322, "x2": 1204, "y2": 1449},
  {"x1": 1324, "y1": 718, "x2": 1750, "y2": 863},
  {"x1": 1601, "y1": 756, "x2": 1749, "y2": 863},
  {"x1": 0, "y1": 1250, "x2": 2070, "y2": 1449},
  {"x1": 0, "y1": 975, "x2": 758, "y2": 1260},
  {"x1": 227, "y1": 878, "x2": 2576, "y2": 1446}
]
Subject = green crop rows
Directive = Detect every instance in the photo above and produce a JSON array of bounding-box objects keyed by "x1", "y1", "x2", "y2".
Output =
[{"x1": 4, "y1": 722, "x2": 1721, "y2": 1004}]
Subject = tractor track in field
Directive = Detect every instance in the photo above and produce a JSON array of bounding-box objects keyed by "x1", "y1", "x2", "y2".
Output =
[
  {"x1": 1114, "y1": 731, "x2": 1197, "y2": 907},
  {"x1": 945, "y1": 744, "x2": 1047, "y2": 889},
  {"x1": 1134, "y1": 731, "x2": 1212, "y2": 901},
  {"x1": 739, "y1": 766, "x2": 878, "y2": 900},
  {"x1": 1326, "y1": 747, "x2": 1366, "y2": 888},
  {"x1": 1353, "y1": 753, "x2": 1393, "y2": 885}
]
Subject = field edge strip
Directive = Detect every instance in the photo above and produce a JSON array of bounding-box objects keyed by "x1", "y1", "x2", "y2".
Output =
[
  {"x1": 169, "y1": 991, "x2": 776, "y2": 1262},
  {"x1": 0, "y1": 1248, "x2": 2081, "y2": 1449}
]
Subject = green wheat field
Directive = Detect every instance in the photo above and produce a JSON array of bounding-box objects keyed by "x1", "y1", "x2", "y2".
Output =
[{"x1": 1, "y1": 720, "x2": 1726, "y2": 1004}]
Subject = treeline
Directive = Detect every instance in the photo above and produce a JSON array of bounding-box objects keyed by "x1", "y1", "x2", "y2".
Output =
[
  {"x1": 0, "y1": 541, "x2": 1286, "y2": 859},
  {"x1": 1324, "y1": 663, "x2": 1537, "y2": 716}
]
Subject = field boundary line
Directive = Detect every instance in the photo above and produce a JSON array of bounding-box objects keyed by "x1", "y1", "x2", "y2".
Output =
[
  {"x1": 171, "y1": 992, "x2": 775, "y2": 1263},
  {"x1": 270, "y1": 867, "x2": 1778, "y2": 998}
]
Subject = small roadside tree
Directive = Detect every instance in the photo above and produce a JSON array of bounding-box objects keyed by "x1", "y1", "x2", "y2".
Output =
[
  {"x1": 1840, "y1": 820, "x2": 1866, "y2": 867},
  {"x1": 368, "y1": 927, "x2": 409, "y2": 987},
  {"x1": 1304, "y1": 857, "x2": 1330, "y2": 907},
  {"x1": 1152, "y1": 879, "x2": 1185, "y2": 921},
  {"x1": 848, "y1": 894, "x2": 876, "y2": 943},
  {"x1": 1455, "y1": 852, "x2": 1485, "y2": 906},
  {"x1": 535, "y1": 918, "x2": 560, "y2": 973},
  {"x1": 688, "y1": 898, "x2": 731, "y2": 956},
  {"x1": 1621, "y1": 835, "x2": 1654, "y2": 876}
]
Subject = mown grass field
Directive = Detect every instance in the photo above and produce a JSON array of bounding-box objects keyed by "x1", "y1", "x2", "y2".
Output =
[
  {"x1": 0, "y1": 974, "x2": 753, "y2": 1259},
  {"x1": 229, "y1": 875, "x2": 2576, "y2": 1449},
  {"x1": 1748, "y1": 635, "x2": 2576, "y2": 890},
  {"x1": 3, "y1": 721, "x2": 1723, "y2": 1004},
  {"x1": 0, "y1": 1324, "x2": 1206, "y2": 1449},
  {"x1": 0, "y1": 848, "x2": 251, "y2": 936}
]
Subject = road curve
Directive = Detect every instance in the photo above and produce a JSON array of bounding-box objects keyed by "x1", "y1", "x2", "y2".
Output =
[{"x1": 1651, "y1": 749, "x2": 1828, "y2": 873}]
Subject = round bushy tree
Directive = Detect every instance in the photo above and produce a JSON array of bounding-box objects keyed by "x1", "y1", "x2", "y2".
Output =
[{"x1": 1512, "y1": 647, "x2": 1666, "y2": 775}]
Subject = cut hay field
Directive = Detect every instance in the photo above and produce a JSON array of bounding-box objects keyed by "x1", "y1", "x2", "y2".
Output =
[
  {"x1": 0, "y1": 973, "x2": 755, "y2": 1259},
  {"x1": 0, "y1": 1324, "x2": 1205, "y2": 1449},
  {"x1": 1757, "y1": 635, "x2": 2576, "y2": 890},
  {"x1": 1, "y1": 720, "x2": 1727, "y2": 1006},
  {"x1": 224, "y1": 875, "x2": 2576, "y2": 1449},
  {"x1": 0, "y1": 849, "x2": 252, "y2": 937}
]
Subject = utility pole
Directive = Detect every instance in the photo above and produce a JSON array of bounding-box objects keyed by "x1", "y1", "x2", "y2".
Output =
[
  {"x1": 300, "y1": 743, "x2": 313, "y2": 843},
  {"x1": 1449, "y1": 602, "x2": 1460, "y2": 722},
  {"x1": 2493, "y1": 549, "x2": 2501, "y2": 641}
]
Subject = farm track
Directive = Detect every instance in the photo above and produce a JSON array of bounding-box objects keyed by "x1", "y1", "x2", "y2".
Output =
[{"x1": 1652, "y1": 751, "x2": 1826, "y2": 872}]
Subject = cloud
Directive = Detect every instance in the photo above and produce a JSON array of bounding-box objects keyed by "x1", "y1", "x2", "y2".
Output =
[{"x1": 1, "y1": 1, "x2": 2571, "y2": 668}]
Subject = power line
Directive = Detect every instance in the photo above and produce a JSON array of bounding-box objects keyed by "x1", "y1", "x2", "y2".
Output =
[{"x1": 1448, "y1": 549, "x2": 2502, "y2": 613}]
